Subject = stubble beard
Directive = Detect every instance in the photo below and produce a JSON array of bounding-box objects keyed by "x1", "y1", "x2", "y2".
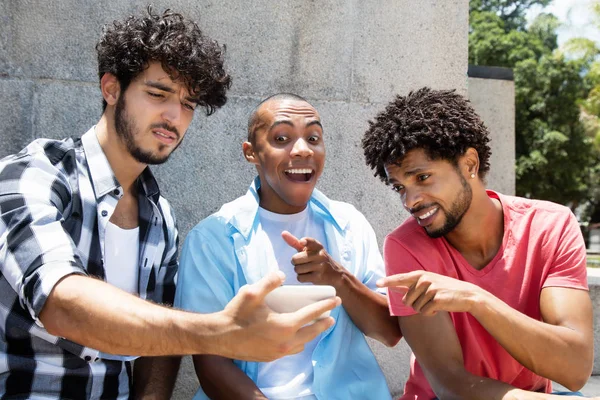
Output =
[
  {"x1": 425, "y1": 173, "x2": 473, "y2": 239},
  {"x1": 114, "y1": 94, "x2": 180, "y2": 165}
]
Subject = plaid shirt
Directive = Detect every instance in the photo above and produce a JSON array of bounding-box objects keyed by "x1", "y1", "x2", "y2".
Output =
[{"x1": 0, "y1": 127, "x2": 179, "y2": 399}]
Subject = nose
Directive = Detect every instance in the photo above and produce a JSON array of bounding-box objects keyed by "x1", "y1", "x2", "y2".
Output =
[
  {"x1": 162, "y1": 99, "x2": 182, "y2": 125},
  {"x1": 290, "y1": 138, "x2": 313, "y2": 158},
  {"x1": 402, "y1": 187, "x2": 423, "y2": 211}
]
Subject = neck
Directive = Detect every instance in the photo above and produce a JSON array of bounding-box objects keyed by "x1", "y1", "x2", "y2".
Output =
[
  {"x1": 95, "y1": 112, "x2": 146, "y2": 194},
  {"x1": 444, "y1": 188, "x2": 504, "y2": 269}
]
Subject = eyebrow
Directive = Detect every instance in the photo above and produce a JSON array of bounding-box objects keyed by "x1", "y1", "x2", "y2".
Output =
[
  {"x1": 403, "y1": 167, "x2": 428, "y2": 178},
  {"x1": 144, "y1": 81, "x2": 197, "y2": 103},
  {"x1": 269, "y1": 119, "x2": 323, "y2": 132},
  {"x1": 307, "y1": 120, "x2": 323, "y2": 130}
]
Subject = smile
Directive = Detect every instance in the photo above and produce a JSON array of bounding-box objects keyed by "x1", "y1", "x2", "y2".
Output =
[
  {"x1": 284, "y1": 168, "x2": 315, "y2": 182},
  {"x1": 416, "y1": 207, "x2": 438, "y2": 220}
]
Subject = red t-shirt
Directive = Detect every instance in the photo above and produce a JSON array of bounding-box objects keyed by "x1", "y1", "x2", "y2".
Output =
[{"x1": 385, "y1": 191, "x2": 588, "y2": 399}]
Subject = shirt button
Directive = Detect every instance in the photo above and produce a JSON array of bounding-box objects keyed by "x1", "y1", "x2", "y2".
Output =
[
  {"x1": 84, "y1": 356, "x2": 91, "y2": 362},
  {"x1": 101, "y1": 210, "x2": 108, "y2": 217},
  {"x1": 113, "y1": 189, "x2": 120, "y2": 196}
]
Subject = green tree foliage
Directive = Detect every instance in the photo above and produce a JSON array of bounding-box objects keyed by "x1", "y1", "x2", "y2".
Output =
[
  {"x1": 470, "y1": 0, "x2": 596, "y2": 206},
  {"x1": 470, "y1": 0, "x2": 552, "y2": 31}
]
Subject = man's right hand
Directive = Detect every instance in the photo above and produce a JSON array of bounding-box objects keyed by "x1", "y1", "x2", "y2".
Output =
[{"x1": 217, "y1": 271, "x2": 340, "y2": 362}]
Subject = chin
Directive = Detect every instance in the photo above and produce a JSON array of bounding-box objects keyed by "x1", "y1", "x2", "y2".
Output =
[{"x1": 284, "y1": 194, "x2": 312, "y2": 208}]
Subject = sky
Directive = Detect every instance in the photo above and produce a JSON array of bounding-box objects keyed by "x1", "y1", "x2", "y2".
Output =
[{"x1": 527, "y1": 0, "x2": 600, "y2": 46}]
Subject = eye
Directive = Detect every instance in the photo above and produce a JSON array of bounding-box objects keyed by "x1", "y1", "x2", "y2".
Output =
[
  {"x1": 308, "y1": 135, "x2": 321, "y2": 143},
  {"x1": 392, "y1": 185, "x2": 404, "y2": 193},
  {"x1": 147, "y1": 92, "x2": 164, "y2": 98},
  {"x1": 417, "y1": 174, "x2": 430, "y2": 182},
  {"x1": 184, "y1": 102, "x2": 197, "y2": 111},
  {"x1": 274, "y1": 135, "x2": 288, "y2": 143}
]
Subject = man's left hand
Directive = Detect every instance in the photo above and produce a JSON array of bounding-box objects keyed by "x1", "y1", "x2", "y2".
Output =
[{"x1": 282, "y1": 231, "x2": 344, "y2": 286}]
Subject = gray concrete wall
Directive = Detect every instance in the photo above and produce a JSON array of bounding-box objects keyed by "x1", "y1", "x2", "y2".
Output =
[
  {"x1": 468, "y1": 76, "x2": 516, "y2": 195},
  {"x1": 0, "y1": 0, "x2": 524, "y2": 398}
]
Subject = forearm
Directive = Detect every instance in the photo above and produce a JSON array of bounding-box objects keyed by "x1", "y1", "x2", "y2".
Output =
[
  {"x1": 333, "y1": 271, "x2": 401, "y2": 347},
  {"x1": 436, "y1": 371, "x2": 580, "y2": 400},
  {"x1": 40, "y1": 274, "x2": 224, "y2": 356},
  {"x1": 133, "y1": 356, "x2": 181, "y2": 400},
  {"x1": 193, "y1": 355, "x2": 267, "y2": 399},
  {"x1": 470, "y1": 291, "x2": 591, "y2": 390}
]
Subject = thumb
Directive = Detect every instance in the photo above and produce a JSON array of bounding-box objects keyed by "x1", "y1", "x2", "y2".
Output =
[
  {"x1": 251, "y1": 271, "x2": 286, "y2": 300},
  {"x1": 281, "y1": 230, "x2": 305, "y2": 252}
]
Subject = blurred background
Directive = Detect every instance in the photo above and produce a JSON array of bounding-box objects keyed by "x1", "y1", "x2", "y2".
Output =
[{"x1": 469, "y1": 0, "x2": 600, "y2": 262}]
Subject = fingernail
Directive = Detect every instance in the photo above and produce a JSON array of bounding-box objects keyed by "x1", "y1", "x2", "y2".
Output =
[
  {"x1": 276, "y1": 271, "x2": 286, "y2": 280},
  {"x1": 376, "y1": 279, "x2": 384, "y2": 287}
]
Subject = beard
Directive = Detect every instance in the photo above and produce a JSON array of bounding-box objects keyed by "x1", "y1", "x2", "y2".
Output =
[
  {"x1": 424, "y1": 173, "x2": 473, "y2": 239},
  {"x1": 114, "y1": 94, "x2": 182, "y2": 165}
]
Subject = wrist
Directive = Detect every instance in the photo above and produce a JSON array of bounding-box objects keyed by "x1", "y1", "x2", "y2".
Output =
[
  {"x1": 467, "y1": 286, "x2": 492, "y2": 316},
  {"x1": 329, "y1": 267, "x2": 351, "y2": 293},
  {"x1": 177, "y1": 310, "x2": 231, "y2": 356}
]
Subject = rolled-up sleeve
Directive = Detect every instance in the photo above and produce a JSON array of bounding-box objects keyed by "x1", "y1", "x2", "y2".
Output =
[{"x1": 0, "y1": 157, "x2": 87, "y2": 323}]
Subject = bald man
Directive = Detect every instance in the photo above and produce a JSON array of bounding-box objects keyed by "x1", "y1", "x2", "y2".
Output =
[{"x1": 175, "y1": 93, "x2": 401, "y2": 400}]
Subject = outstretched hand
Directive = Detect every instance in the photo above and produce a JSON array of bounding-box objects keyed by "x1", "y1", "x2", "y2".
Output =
[
  {"x1": 282, "y1": 231, "x2": 344, "y2": 286},
  {"x1": 221, "y1": 271, "x2": 340, "y2": 362},
  {"x1": 377, "y1": 270, "x2": 483, "y2": 316}
]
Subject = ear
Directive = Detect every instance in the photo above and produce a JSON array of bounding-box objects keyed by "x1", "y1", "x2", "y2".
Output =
[
  {"x1": 100, "y1": 73, "x2": 121, "y2": 107},
  {"x1": 461, "y1": 147, "x2": 480, "y2": 179},
  {"x1": 242, "y1": 141, "x2": 258, "y2": 165}
]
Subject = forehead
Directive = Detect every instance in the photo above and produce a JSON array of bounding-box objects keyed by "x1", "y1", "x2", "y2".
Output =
[
  {"x1": 258, "y1": 99, "x2": 320, "y2": 124},
  {"x1": 384, "y1": 149, "x2": 449, "y2": 178},
  {"x1": 134, "y1": 62, "x2": 170, "y2": 83},
  {"x1": 133, "y1": 62, "x2": 191, "y2": 93}
]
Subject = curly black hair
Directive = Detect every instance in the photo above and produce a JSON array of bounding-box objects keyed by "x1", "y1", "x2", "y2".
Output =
[
  {"x1": 96, "y1": 6, "x2": 231, "y2": 115},
  {"x1": 362, "y1": 87, "x2": 491, "y2": 183}
]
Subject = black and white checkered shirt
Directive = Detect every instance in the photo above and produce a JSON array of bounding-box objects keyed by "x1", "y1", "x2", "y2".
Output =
[{"x1": 0, "y1": 127, "x2": 179, "y2": 399}]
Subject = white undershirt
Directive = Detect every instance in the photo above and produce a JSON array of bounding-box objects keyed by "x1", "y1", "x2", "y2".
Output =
[
  {"x1": 99, "y1": 221, "x2": 140, "y2": 361},
  {"x1": 255, "y1": 206, "x2": 327, "y2": 399},
  {"x1": 103, "y1": 221, "x2": 140, "y2": 294}
]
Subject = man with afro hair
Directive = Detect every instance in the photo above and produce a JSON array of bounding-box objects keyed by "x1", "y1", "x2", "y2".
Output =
[
  {"x1": 362, "y1": 87, "x2": 593, "y2": 399},
  {"x1": 0, "y1": 7, "x2": 337, "y2": 399}
]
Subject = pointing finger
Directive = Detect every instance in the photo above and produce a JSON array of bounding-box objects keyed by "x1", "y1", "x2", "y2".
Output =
[
  {"x1": 376, "y1": 271, "x2": 424, "y2": 288},
  {"x1": 282, "y1": 230, "x2": 305, "y2": 252}
]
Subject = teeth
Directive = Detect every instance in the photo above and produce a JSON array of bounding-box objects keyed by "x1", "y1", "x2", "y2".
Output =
[
  {"x1": 154, "y1": 131, "x2": 170, "y2": 138},
  {"x1": 418, "y1": 208, "x2": 438, "y2": 220},
  {"x1": 285, "y1": 168, "x2": 313, "y2": 174}
]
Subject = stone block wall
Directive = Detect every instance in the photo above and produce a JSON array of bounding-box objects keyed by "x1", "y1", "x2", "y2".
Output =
[{"x1": 0, "y1": 1, "x2": 527, "y2": 398}]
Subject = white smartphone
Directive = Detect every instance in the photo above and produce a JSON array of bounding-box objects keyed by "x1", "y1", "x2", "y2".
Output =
[{"x1": 264, "y1": 285, "x2": 337, "y2": 319}]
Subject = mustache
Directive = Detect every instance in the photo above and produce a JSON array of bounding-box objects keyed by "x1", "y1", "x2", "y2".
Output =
[
  {"x1": 407, "y1": 203, "x2": 439, "y2": 214},
  {"x1": 150, "y1": 123, "x2": 180, "y2": 139}
]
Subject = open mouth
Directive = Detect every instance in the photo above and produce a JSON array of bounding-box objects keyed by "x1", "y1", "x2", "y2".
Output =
[
  {"x1": 284, "y1": 168, "x2": 315, "y2": 182},
  {"x1": 413, "y1": 206, "x2": 439, "y2": 226}
]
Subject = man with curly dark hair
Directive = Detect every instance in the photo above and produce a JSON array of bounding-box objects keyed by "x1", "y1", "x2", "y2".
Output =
[
  {"x1": 0, "y1": 8, "x2": 338, "y2": 400},
  {"x1": 362, "y1": 88, "x2": 593, "y2": 399}
]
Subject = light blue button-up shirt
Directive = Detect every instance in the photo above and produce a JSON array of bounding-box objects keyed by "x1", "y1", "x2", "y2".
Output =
[{"x1": 175, "y1": 177, "x2": 391, "y2": 400}]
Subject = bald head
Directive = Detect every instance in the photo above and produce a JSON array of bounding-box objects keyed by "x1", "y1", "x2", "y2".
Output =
[{"x1": 247, "y1": 93, "x2": 312, "y2": 144}]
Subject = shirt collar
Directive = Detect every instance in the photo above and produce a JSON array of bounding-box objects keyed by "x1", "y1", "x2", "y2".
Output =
[
  {"x1": 230, "y1": 176, "x2": 349, "y2": 239},
  {"x1": 81, "y1": 126, "x2": 160, "y2": 203}
]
